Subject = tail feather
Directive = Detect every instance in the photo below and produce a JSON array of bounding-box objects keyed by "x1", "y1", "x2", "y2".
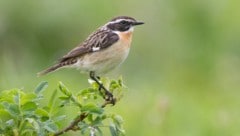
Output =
[
  {"x1": 37, "y1": 64, "x2": 62, "y2": 77},
  {"x1": 38, "y1": 58, "x2": 78, "y2": 77}
]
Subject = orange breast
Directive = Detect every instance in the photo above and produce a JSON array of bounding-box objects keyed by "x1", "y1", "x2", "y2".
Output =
[{"x1": 119, "y1": 31, "x2": 133, "y2": 47}]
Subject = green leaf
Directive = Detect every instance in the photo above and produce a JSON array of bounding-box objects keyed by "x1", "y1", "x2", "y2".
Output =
[
  {"x1": 43, "y1": 106, "x2": 50, "y2": 112},
  {"x1": 48, "y1": 89, "x2": 58, "y2": 108},
  {"x1": 101, "y1": 114, "x2": 107, "y2": 120},
  {"x1": 87, "y1": 114, "x2": 93, "y2": 122},
  {"x1": 81, "y1": 103, "x2": 104, "y2": 115},
  {"x1": 53, "y1": 115, "x2": 66, "y2": 122},
  {"x1": 111, "y1": 115, "x2": 125, "y2": 136},
  {"x1": 109, "y1": 123, "x2": 117, "y2": 136},
  {"x1": 95, "y1": 127, "x2": 103, "y2": 136},
  {"x1": 79, "y1": 88, "x2": 91, "y2": 96},
  {"x1": 7, "y1": 104, "x2": 20, "y2": 116},
  {"x1": 79, "y1": 122, "x2": 89, "y2": 135},
  {"x1": 44, "y1": 122, "x2": 58, "y2": 132},
  {"x1": 0, "y1": 109, "x2": 11, "y2": 120},
  {"x1": 0, "y1": 89, "x2": 20, "y2": 103},
  {"x1": 35, "y1": 108, "x2": 49, "y2": 117},
  {"x1": 14, "y1": 92, "x2": 20, "y2": 104},
  {"x1": 34, "y1": 81, "x2": 48, "y2": 94},
  {"x1": 6, "y1": 119, "x2": 15, "y2": 127},
  {"x1": 92, "y1": 116, "x2": 103, "y2": 126},
  {"x1": 21, "y1": 93, "x2": 37, "y2": 105},
  {"x1": 58, "y1": 96, "x2": 70, "y2": 100},
  {"x1": 2, "y1": 102, "x2": 9, "y2": 109},
  {"x1": 112, "y1": 115, "x2": 124, "y2": 127},
  {"x1": 24, "y1": 118, "x2": 41, "y2": 135},
  {"x1": 59, "y1": 98, "x2": 71, "y2": 107},
  {"x1": 21, "y1": 102, "x2": 37, "y2": 112},
  {"x1": 58, "y1": 82, "x2": 72, "y2": 97}
]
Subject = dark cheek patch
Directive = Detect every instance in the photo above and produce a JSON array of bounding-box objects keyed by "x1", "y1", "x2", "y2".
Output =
[
  {"x1": 107, "y1": 24, "x2": 115, "y2": 30},
  {"x1": 107, "y1": 24, "x2": 130, "y2": 32}
]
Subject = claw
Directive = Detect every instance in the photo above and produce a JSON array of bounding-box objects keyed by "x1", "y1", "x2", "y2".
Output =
[
  {"x1": 105, "y1": 92, "x2": 116, "y2": 105},
  {"x1": 90, "y1": 71, "x2": 116, "y2": 105}
]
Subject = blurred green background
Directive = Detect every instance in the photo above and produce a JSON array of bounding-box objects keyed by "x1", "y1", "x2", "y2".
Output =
[{"x1": 1, "y1": 0, "x2": 240, "y2": 135}]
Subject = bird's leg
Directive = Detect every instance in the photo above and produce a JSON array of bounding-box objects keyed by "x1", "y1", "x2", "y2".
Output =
[
  {"x1": 89, "y1": 71, "x2": 115, "y2": 105},
  {"x1": 96, "y1": 76, "x2": 102, "y2": 90}
]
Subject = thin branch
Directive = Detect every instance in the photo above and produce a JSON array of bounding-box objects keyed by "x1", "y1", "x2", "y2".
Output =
[
  {"x1": 53, "y1": 99, "x2": 116, "y2": 136},
  {"x1": 54, "y1": 113, "x2": 87, "y2": 136}
]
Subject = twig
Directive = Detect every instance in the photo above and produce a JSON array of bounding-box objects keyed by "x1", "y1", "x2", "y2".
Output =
[
  {"x1": 53, "y1": 99, "x2": 116, "y2": 136},
  {"x1": 54, "y1": 113, "x2": 87, "y2": 136}
]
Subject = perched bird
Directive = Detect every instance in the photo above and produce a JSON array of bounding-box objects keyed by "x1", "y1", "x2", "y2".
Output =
[{"x1": 38, "y1": 16, "x2": 144, "y2": 103}]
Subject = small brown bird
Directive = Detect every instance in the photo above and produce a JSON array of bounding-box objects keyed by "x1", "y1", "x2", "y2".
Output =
[{"x1": 38, "y1": 16, "x2": 144, "y2": 103}]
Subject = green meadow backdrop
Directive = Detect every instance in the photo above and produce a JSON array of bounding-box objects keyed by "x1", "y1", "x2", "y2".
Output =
[{"x1": 1, "y1": 0, "x2": 240, "y2": 135}]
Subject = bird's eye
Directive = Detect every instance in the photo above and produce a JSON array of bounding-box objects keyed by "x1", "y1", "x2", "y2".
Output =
[{"x1": 120, "y1": 20, "x2": 128, "y2": 25}]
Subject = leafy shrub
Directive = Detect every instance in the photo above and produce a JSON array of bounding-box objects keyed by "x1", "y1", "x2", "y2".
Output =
[{"x1": 0, "y1": 78, "x2": 125, "y2": 136}]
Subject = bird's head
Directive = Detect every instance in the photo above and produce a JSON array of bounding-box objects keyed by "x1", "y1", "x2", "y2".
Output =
[{"x1": 106, "y1": 16, "x2": 144, "y2": 33}]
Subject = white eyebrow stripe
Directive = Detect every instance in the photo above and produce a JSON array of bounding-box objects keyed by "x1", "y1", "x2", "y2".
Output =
[{"x1": 108, "y1": 19, "x2": 134, "y2": 24}]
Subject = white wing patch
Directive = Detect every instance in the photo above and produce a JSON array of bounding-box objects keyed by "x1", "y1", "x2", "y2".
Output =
[{"x1": 92, "y1": 47, "x2": 100, "y2": 51}]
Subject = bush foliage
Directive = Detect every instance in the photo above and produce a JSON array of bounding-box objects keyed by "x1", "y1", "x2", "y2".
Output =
[{"x1": 0, "y1": 78, "x2": 125, "y2": 136}]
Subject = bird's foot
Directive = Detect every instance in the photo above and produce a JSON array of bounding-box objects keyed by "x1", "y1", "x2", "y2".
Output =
[
  {"x1": 104, "y1": 91, "x2": 116, "y2": 105},
  {"x1": 98, "y1": 84, "x2": 116, "y2": 105},
  {"x1": 89, "y1": 71, "x2": 116, "y2": 105}
]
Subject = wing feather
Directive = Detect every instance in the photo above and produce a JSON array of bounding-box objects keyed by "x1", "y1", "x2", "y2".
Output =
[{"x1": 59, "y1": 29, "x2": 119, "y2": 62}]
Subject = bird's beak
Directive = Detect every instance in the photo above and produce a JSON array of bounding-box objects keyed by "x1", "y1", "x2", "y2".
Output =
[{"x1": 132, "y1": 21, "x2": 144, "y2": 26}]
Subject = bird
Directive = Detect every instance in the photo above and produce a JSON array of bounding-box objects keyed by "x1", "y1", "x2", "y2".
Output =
[{"x1": 38, "y1": 16, "x2": 144, "y2": 104}]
